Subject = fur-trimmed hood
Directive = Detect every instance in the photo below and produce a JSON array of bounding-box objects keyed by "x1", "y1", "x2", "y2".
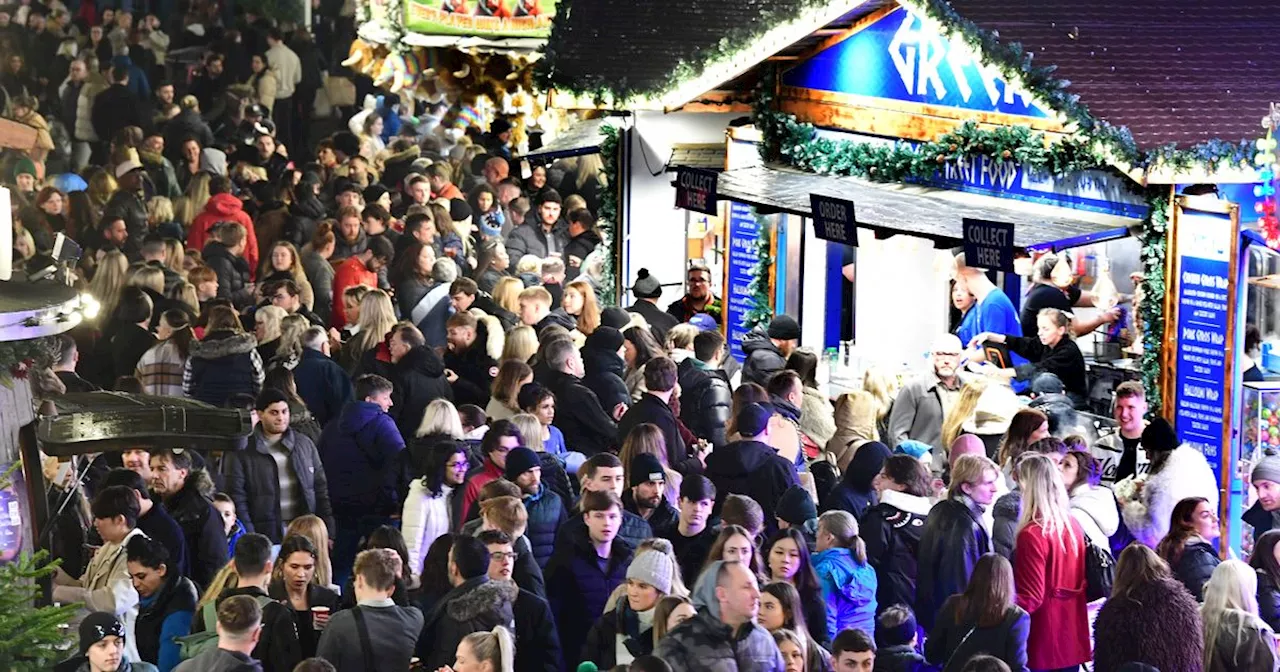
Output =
[
  {"x1": 382, "y1": 143, "x2": 420, "y2": 167},
  {"x1": 444, "y1": 576, "x2": 518, "y2": 622},
  {"x1": 189, "y1": 331, "x2": 258, "y2": 360},
  {"x1": 185, "y1": 467, "x2": 217, "y2": 499},
  {"x1": 879, "y1": 488, "x2": 934, "y2": 516},
  {"x1": 474, "y1": 313, "x2": 504, "y2": 361}
]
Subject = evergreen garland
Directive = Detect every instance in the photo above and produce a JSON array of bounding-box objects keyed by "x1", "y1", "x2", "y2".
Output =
[
  {"x1": 1137, "y1": 191, "x2": 1169, "y2": 413},
  {"x1": 744, "y1": 207, "x2": 776, "y2": 330},
  {"x1": 0, "y1": 336, "x2": 59, "y2": 389},
  {"x1": 596, "y1": 123, "x2": 621, "y2": 305}
]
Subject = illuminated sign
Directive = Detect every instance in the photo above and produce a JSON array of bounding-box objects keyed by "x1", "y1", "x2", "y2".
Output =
[{"x1": 782, "y1": 7, "x2": 1051, "y2": 120}]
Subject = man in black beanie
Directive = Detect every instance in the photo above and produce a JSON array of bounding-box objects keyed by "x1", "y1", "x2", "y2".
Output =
[
  {"x1": 78, "y1": 611, "x2": 156, "y2": 672},
  {"x1": 624, "y1": 452, "x2": 678, "y2": 537},
  {"x1": 741, "y1": 314, "x2": 801, "y2": 387},
  {"x1": 505, "y1": 445, "x2": 568, "y2": 568},
  {"x1": 626, "y1": 268, "x2": 679, "y2": 345}
]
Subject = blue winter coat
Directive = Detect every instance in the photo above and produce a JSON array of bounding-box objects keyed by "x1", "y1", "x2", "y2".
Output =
[
  {"x1": 293, "y1": 348, "x2": 354, "y2": 428},
  {"x1": 524, "y1": 484, "x2": 568, "y2": 568},
  {"x1": 812, "y1": 546, "x2": 877, "y2": 642},
  {"x1": 316, "y1": 401, "x2": 407, "y2": 517}
]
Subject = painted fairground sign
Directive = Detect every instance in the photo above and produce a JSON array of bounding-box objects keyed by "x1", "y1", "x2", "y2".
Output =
[{"x1": 405, "y1": 0, "x2": 556, "y2": 36}]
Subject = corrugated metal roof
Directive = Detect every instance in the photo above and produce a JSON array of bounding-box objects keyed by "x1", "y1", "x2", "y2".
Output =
[
  {"x1": 714, "y1": 164, "x2": 1137, "y2": 248},
  {"x1": 525, "y1": 117, "x2": 616, "y2": 160},
  {"x1": 667, "y1": 143, "x2": 728, "y2": 171}
]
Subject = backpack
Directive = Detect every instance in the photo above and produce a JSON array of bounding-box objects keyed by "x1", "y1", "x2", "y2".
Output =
[{"x1": 176, "y1": 594, "x2": 275, "y2": 660}]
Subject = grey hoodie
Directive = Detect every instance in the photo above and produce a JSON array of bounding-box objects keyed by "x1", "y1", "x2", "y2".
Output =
[{"x1": 172, "y1": 648, "x2": 262, "y2": 672}]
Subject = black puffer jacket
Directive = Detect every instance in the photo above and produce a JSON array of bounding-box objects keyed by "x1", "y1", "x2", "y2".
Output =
[
  {"x1": 617, "y1": 394, "x2": 686, "y2": 460},
  {"x1": 740, "y1": 326, "x2": 786, "y2": 388},
  {"x1": 389, "y1": 346, "x2": 453, "y2": 444},
  {"x1": 676, "y1": 357, "x2": 732, "y2": 448},
  {"x1": 419, "y1": 576, "x2": 519, "y2": 669},
  {"x1": 202, "y1": 240, "x2": 254, "y2": 308},
  {"x1": 1169, "y1": 539, "x2": 1221, "y2": 602},
  {"x1": 915, "y1": 496, "x2": 992, "y2": 632},
  {"x1": 545, "y1": 369, "x2": 617, "y2": 457},
  {"x1": 581, "y1": 330, "x2": 630, "y2": 413},
  {"x1": 224, "y1": 426, "x2": 334, "y2": 543},
  {"x1": 160, "y1": 469, "x2": 228, "y2": 590},
  {"x1": 703, "y1": 439, "x2": 798, "y2": 530}
]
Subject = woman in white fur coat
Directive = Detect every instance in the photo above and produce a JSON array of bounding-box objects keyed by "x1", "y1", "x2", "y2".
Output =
[{"x1": 1115, "y1": 417, "x2": 1219, "y2": 548}]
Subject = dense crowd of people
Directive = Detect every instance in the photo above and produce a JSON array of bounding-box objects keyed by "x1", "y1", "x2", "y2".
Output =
[{"x1": 5, "y1": 2, "x2": 1280, "y2": 672}]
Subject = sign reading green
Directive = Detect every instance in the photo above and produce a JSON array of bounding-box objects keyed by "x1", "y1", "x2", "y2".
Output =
[{"x1": 404, "y1": 0, "x2": 556, "y2": 37}]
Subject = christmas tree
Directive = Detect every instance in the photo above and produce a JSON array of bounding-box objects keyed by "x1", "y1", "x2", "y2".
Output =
[{"x1": 0, "y1": 463, "x2": 79, "y2": 670}]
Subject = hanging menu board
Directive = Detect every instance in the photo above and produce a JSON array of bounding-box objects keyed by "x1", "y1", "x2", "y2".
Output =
[
  {"x1": 1172, "y1": 208, "x2": 1236, "y2": 515},
  {"x1": 726, "y1": 201, "x2": 763, "y2": 361}
]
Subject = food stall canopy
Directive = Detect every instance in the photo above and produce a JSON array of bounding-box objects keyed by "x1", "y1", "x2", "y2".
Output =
[
  {"x1": 523, "y1": 117, "x2": 617, "y2": 161},
  {"x1": 716, "y1": 164, "x2": 1137, "y2": 250},
  {"x1": 666, "y1": 143, "x2": 727, "y2": 172}
]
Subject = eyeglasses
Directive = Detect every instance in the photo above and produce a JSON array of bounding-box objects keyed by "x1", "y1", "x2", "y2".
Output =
[
  {"x1": 490, "y1": 551, "x2": 519, "y2": 561},
  {"x1": 446, "y1": 460, "x2": 469, "y2": 471}
]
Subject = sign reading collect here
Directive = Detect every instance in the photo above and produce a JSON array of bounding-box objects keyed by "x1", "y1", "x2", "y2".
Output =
[
  {"x1": 962, "y1": 218, "x2": 1015, "y2": 272},
  {"x1": 809, "y1": 194, "x2": 857, "y2": 246},
  {"x1": 675, "y1": 167, "x2": 719, "y2": 215}
]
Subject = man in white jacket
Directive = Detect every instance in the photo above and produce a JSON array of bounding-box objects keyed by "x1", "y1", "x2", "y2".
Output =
[{"x1": 53, "y1": 484, "x2": 146, "y2": 664}]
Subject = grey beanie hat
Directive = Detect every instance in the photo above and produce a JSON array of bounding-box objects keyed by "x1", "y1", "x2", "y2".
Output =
[
  {"x1": 626, "y1": 549, "x2": 674, "y2": 596},
  {"x1": 1254, "y1": 451, "x2": 1280, "y2": 485},
  {"x1": 632, "y1": 268, "x2": 662, "y2": 299}
]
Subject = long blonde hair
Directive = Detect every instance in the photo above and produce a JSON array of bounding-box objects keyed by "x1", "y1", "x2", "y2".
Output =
[
  {"x1": 345, "y1": 289, "x2": 397, "y2": 362},
  {"x1": 1015, "y1": 454, "x2": 1077, "y2": 551},
  {"x1": 463, "y1": 626, "x2": 515, "y2": 672},
  {"x1": 177, "y1": 173, "x2": 212, "y2": 226},
  {"x1": 197, "y1": 561, "x2": 238, "y2": 609},
  {"x1": 493, "y1": 276, "x2": 523, "y2": 314},
  {"x1": 255, "y1": 305, "x2": 287, "y2": 343},
  {"x1": 87, "y1": 170, "x2": 118, "y2": 210},
  {"x1": 1202, "y1": 559, "x2": 1265, "y2": 670},
  {"x1": 510, "y1": 413, "x2": 544, "y2": 451},
  {"x1": 418, "y1": 399, "x2": 464, "y2": 439},
  {"x1": 88, "y1": 250, "x2": 130, "y2": 320},
  {"x1": 941, "y1": 378, "x2": 989, "y2": 452},
  {"x1": 861, "y1": 365, "x2": 896, "y2": 425},
  {"x1": 501, "y1": 325, "x2": 537, "y2": 363},
  {"x1": 283, "y1": 515, "x2": 333, "y2": 586},
  {"x1": 163, "y1": 238, "x2": 186, "y2": 276},
  {"x1": 576, "y1": 154, "x2": 606, "y2": 189}
]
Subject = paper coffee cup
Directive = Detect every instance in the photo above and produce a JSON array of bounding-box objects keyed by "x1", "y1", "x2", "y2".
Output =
[{"x1": 311, "y1": 606, "x2": 329, "y2": 629}]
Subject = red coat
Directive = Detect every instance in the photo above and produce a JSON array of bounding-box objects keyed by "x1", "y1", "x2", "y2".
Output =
[
  {"x1": 188, "y1": 193, "x2": 260, "y2": 278},
  {"x1": 459, "y1": 459, "x2": 503, "y2": 526},
  {"x1": 331, "y1": 256, "x2": 377, "y2": 328},
  {"x1": 1014, "y1": 519, "x2": 1091, "y2": 669}
]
